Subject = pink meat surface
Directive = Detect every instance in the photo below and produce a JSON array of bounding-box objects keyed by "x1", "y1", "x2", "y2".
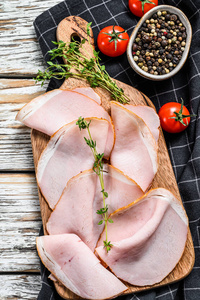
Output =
[
  {"x1": 72, "y1": 87, "x2": 101, "y2": 104},
  {"x1": 36, "y1": 233, "x2": 127, "y2": 299},
  {"x1": 47, "y1": 164, "x2": 144, "y2": 251},
  {"x1": 15, "y1": 89, "x2": 112, "y2": 148},
  {"x1": 37, "y1": 118, "x2": 114, "y2": 209},
  {"x1": 110, "y1": 101, "x2": 158, "y2": 191},
  {"x1": 96, "y1": 188, "x2": 188, "y2": 286},
  {"x1": 118, "y1": 103, "x2": 160, "y2": 142}
]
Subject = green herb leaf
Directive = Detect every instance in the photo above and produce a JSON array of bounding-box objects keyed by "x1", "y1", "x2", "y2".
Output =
[
  {"x1": 108, "y1": 219, "x2": 114, "y2": 223},
  {"x1": 103, "y1": 240, "x2": 113, "y2": 252},
  {"x1": 98, "y1": 220, "x2": 104, "y2": 225},
  {"x1": 101, "y1": 189, "x2": 108, "y2": 198},
  {"x1": 87, "y1": 22, "x2": 92, "y2": 36},
  {"x1": 96, "y1": 205, "x2": 108, "y2": 215}
]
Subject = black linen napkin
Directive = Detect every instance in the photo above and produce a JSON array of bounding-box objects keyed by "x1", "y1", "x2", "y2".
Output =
[{"x1": 34, "y1": 1, "x2": 200, "y2": 299}]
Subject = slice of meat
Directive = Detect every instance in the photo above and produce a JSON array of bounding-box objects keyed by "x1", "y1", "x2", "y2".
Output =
[
  {"x1": 72, "y1": 87, "x2": 101, "y2": 104},
  {"x1": 36, "y1": 233, "x2": 127, "y2": 299},
  {"x1": 15, "y1": 89, "x2": 110, "y2": 137},
  {"x1": 37, "y1": 118, "x2": 114, "y2": 209},
  {"x1": 110, "y1": 101, "x2": 158, "y2": 191},
  {"x1": 96, "y1": 188, "x2": 188, "y2": 286},
  {"x1": 118, "y1": 103, "x2": 160, "y2": 142},
  {"x1": 46, "y1": 164, "x2": 144, "y2": 251}
]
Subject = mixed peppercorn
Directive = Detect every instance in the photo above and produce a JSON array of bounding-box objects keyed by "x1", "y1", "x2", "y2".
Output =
[{"x1": 132, "y1": 10, "x2": 187, "y2": 75}]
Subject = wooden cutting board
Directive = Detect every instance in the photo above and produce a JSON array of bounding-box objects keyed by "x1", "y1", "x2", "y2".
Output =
[{"x1": 31, "y1": 16, "x2": 195, "y2": 300}]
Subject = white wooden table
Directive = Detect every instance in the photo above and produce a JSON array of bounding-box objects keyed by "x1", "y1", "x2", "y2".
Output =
[{"x1": 0, "y1": 1, "x2": 62, "y2": 298}]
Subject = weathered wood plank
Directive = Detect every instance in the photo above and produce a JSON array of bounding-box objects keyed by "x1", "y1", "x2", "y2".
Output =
[
  {"x1": 0, "y1": 79, "x2": 47, "y2": 171},
  {"x1": 0, "y1": 0, "x2": 62, "y2": 76},
  {"x1": 0, "y1": 174, "x2": 42, "y2": 272},
  {"x1": 0, "y1": 275, "x2": 41, "y2": 299}
]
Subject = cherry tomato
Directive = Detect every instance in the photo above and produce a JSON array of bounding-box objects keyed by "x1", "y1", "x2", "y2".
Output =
[
  {"x1": 129, "y1": 0, "x2": 158, "y2": 17},
  {"x1": 97, "y1": 25, "x2": 129, "y2": 57},
  {"x1": 158, "y1": 100, "x2": 195, "y2": 133}
]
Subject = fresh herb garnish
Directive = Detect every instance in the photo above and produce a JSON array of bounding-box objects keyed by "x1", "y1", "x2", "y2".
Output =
[
  {"x1": 35, "y1": 23, "x2": 129, "y2": 104},
  {"x1": 76, "y1": 117, "x2": 113, "y2": 252}
]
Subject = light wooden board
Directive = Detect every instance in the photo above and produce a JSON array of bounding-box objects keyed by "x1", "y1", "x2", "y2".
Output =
[
  {"x1": 0, "y1": 275, "x2": 41, "y2": 299},
  {"x1": 31, "y1": 16, "x2": 195, "y2": 299},
  {"x1": 0, "y1": 79, "x2": 47, "y2": 171},
  {"x1": 0, "y1": 0, "x2": 61, "y2": 75},
  {"x1": 0, "y1": 173, "x2": 41, "y2": 272}
]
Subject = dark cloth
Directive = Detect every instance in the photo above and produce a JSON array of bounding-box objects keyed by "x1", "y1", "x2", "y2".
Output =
[{"x1": 34, "y1": 1, "x2": 200, "y2": 299}]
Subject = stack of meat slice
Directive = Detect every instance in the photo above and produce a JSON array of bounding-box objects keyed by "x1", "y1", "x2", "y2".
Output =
[
  {"x1": 16, "y1": 87, "x2": 188, "y2": 299},
  {"x1": 46, "y1": 164, "x2": 144, "y2": 251},
  {"x1": 96, "y1": 188, "x2": 188, "y2": 286}
]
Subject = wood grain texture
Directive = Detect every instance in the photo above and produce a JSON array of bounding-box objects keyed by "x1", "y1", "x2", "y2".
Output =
[
  {"x1": 0, "y1": 275, "x2": 41, "y2": 299},
  {"x1": 0, "y1": 174, "x2": 41, "y2": 272},
  {"x1": 31, "y1": 16, "x2": 195, "y2": 299},
  {"x1": 0, "y1": 79, "x2": 47, "y2": 171},
  {"x1": 0, "y1": 0, "x2": 62, "y2": 76}
]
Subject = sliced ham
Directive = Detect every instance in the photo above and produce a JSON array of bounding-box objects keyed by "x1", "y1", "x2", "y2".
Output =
[
  {"x1": 37, "y1": 118, "x2": 114, "y2": 209},
  {"x1": 46, "y1": 164, "x2": 144, "y2": 251},
  {"x1": 118, "y1": 103, "x2": 160, "y2": 142},
  {"x1": 110, "y1": 101, "x2": 158, "y2": 191},
  {"x1": 15, "y1": 89, "x2": 110, "y2": 137},
  {"x1": 96, "y1": 188, "x2": 188, "y2": 286},
  {"x1": 36, "y1": 233, "x2": 127, "y2": 299},
  {"x1": 72, "y1": 87, "x2": 101, "y2": 104}
]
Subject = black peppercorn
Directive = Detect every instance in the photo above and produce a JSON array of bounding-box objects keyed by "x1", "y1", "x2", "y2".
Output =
[
  {"x1": 144, "y1": 35, "x2": 152, "y2": 43},
  {"x1": 161, "y1": 40, "x2": 168, "y2": 47},
  {"x1": 170, "y1": 14, "x2": 178, "y2": 21},
  {"x1": 157, "y1": 66, "x2": 162, "y2": 73},
  {"x1": 172, "y1": 57, "x2": 179, "y2": 64},
  {"x1": 182, "y1": 32, "x2": 187, "y2": 38},
  {"x1": 132, "y1": 43, "x2": 138, "y2": 52},
  {"x1": 147, "y1": 60, "x2": 152, "y2": 66},
  {"x1": 167, "y1": 33, "x2": 173, "y2": 39},
  {"x1": 166, "y1": 53, "x2": 172, "y2": 60},
  {"x1": 159, "y1": 49, "x2": 164, "y2": 55},
  {"x1": 165, "y1": 14, "x2": 170, "y2": 21}
]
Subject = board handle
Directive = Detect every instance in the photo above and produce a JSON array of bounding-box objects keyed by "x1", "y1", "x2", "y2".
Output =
[{"x1": 56, "y1": 15, "x2": 95, "y2": 63}]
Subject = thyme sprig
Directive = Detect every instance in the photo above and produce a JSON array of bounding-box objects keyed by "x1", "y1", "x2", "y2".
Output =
[
  {"x1": 76, "y1": 117, "x2": 113, "y2": 252},
  {"x1": 35, "y1": 23, "x2": 130, "y2": 104}
]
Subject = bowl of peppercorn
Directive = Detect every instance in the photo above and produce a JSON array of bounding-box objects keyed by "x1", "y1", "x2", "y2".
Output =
[{"x1": 127, "y1": 5, "x2": 192, "y2": 80}]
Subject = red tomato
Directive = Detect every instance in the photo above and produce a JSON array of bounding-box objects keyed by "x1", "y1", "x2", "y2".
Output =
[
  {"x1": 158, "y1": 101, "x2": 194, "y2": 133},
  {"x1": 97, "y1": 25, "x2": 129, "y2": 57},
  {"x1": 129, "y1": 0, "x2": 158, "y2": 17}
]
